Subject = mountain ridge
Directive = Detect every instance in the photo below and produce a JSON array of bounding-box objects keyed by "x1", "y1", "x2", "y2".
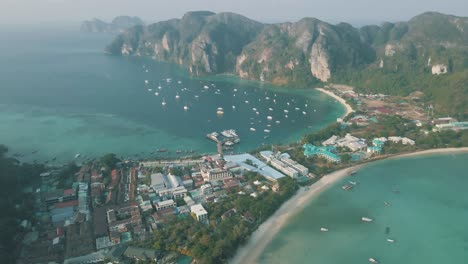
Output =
[{"x1": 107, "y1": 11, "x2": 468, "y2": 117}]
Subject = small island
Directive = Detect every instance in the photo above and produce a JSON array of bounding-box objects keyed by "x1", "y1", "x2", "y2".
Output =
[{"x1": 81, "y1": 16, "x2": 144, "y2": 33}]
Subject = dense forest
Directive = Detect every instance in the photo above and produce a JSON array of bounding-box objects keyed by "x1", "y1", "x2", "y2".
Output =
[{"x1": 0, "y1": 145, "x2": 45, "y2": 263}]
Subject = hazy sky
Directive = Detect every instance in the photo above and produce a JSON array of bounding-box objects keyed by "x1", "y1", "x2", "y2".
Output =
[{"x1": 1, "y1": 0, "x2": 467, "y2": 26}]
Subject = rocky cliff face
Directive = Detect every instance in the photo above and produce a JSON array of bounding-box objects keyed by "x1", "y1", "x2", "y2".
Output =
[
  {"x1": 107, "y1": 11, "x2": 468, "y2": 88},
  {"x1": 81, "y1": 16, "x2": 144, "y2": 33}
]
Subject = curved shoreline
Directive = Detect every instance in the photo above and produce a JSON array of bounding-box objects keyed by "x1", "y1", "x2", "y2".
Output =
[
  {"x1": 315, "y1": 87, "x2": 354, "y2": 119},
  {"x1": 229, "y1": 147, "x2": 468, "y2": 264}
]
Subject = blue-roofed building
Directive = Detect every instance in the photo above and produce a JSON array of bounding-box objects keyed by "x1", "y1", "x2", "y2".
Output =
[
  {"x1": 303, "y1": 144, "x2": 341, "y2": 163},
  {"x1": 367, "y1": 146, "x2": 382, "y2": 154},
  {"x1": 372, "y1": 139, "x2": 385, "y2": 147}
]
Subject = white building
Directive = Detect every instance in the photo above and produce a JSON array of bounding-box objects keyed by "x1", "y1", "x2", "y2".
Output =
[
  {"x1": 190, "y1": 204, "x2": 208, "y2": 223},
  {"x1": 281, "y1": 157, "x2": 309, "y2": 176},
  {"x1": 201, "y1": 168, "x2": 232, "y2": 181},
  {"x1": 323, "y1": 134, "x2": 367, "y2": 152},
  {"x1": 158, "y1": 186, "x2": 187, "y2": 200},
  {"x1": 270, "y1": 159, "x2": 299, "y2": 178},
  {"x1": 388, "y1": 136, "x2": 416, "y2": 146},
  {"x1": 151, "y1": 173, "x2": 166, "y2": 191},
  {"x1": 200, "y1": 184, "x2": 213, "y2": 195},
  {"x1": 322, "y1": 135, "x2": 339, "y2": 146},
  {"x1": 155, "y1": 199, "x2": 176, "y2": 211},
  {"x1": 184, "y1": 196, "x2": 195, "y2": 206}
]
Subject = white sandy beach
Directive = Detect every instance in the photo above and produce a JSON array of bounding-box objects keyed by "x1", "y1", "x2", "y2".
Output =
[
  {"x1": 230, "y1": 165, "x2": 362, "y2": 264},
  {"x1": 316, "y1": 87, "x2": 354, "y2": 119},
  {"x1": 229, "y1": 147, "x2": 468, "y2": 264}
]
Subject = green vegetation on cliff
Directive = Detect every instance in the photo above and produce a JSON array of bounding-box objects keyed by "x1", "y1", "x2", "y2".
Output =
[{"x1": 108, "y1": 11, "x2": 468, "y2": 117}]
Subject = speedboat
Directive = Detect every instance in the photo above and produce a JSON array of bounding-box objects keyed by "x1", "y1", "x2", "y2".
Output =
[
  {"x1": 369, "y1": 258, "x2": 378, "y2": 263},
  {"x1": 264, "y1": 129, "x2": 271, "y2": 133},
  {"x1": 302, "y1": 111, "x2": 307, "y2": 115},
  {"x1": 145, "y1": 80, "x2": 149, "y2": 84},
  {"x1": 267, "y1": 116, "x2": 273, "y2": 120},
  {"x1": 320, "y1": 227, "x2": 329, "y2": 232},
  {"x1": 162, "y1": 99, "x2": 166, "y2": 106},
  {"x1": 155, "y1": 92, "x2": 159, "y2": 96},
  {"x1": 245, "y1": 100, "x2": 249, "y2": 104},
  {"x1": 269, "y1": 108, "x2": 273, "y2": 111},
  {"x1": 275, "y1": 120, "x2": 280, "y2": 124},
  {"x1": 284, "y1": 109, "x2": 289, "y2": 113},
  {"x1": 204, "y1": 85, "x2": 209, "y2": 89},
  {"x1": 387, "y1": 238, "x2": 395, "y2": 243},
  {"x1": 175, "y1": 93, "x2": 180, "y2": 99},
  {"x1": 232, "y1": 105, "x2": 236, "y2": 109},
  {"x1": 250, "y1": 128, "x2": 256, "y2": 132},
  {"x1": 362, "y1": 217, "x2": 373, "y2": 222},
  {"x1": 183, "y1": 105, "x2": 189, "y2": 111},
  {"x1": 295, "y1": 107, "x2": 300, "y2": 110},
  {"x1": 252, "y1": 108, "x2": 257, "y2": 111},
  {"x1": 148, "y1": 88, "x2": 152, "y2": 92}
]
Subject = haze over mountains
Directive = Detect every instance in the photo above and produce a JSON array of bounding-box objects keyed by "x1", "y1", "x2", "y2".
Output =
[
  {"x1": 105, "y1": 11, "x2": 468, "y2": 116},
  {"x1": 81, "y1": 16, "x2": 144, "y2": 33}
]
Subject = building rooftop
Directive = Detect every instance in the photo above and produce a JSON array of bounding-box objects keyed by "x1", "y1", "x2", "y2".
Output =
[{"x1": 190, "y1": 204, "x2": 207, "y2": 216}]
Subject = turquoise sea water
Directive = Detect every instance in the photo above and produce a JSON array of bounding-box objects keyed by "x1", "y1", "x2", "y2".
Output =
[
  {"x1": 0, "y1": 29, "x2": 344, "y2": 163},
  {"x1": 259, "y1": 153, "x2": 468, "y2": 264}
]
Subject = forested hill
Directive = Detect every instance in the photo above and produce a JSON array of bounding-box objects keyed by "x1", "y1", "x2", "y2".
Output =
[
  {"x1": 107, "y1": 11, "x2": 468, "y2": 117},
  {"x1": 0, "y1": 145, "x2": 45, "y2": 262}
]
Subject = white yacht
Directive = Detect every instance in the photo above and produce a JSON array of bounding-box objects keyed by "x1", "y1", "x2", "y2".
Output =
[
  {"x1": 320, "y1": 227, "x2": 329, "y2": 232},
  {"x1": 267, "y1": 116, "x2": 273, "y2": 120},
  {"x1": 284, "y1": 109, "x2": 289, "y2": 113},
  {"x1": 162, "y1": 99, "x2": 167, "y2": 106},
  {"x1": 250, "y1": 128, "x2": 256, "y2": 132},
  {"x1": 232, "y1": 105, "x2": 236, "y2": 109},
  {"x1": 145, "y1": 80, "x2": 149, "y2": 84},
  {"x1": 155, "y1": 92, "x2": 159, "y2": 96},
  {"x1": 183, "y1": 105, "x2": 189, "y2": 111},
  {"x1": 269, "y1": 108, "x2": 273, "y2": 111},
  {"x1": 264, "y1": 129, "x2": 271, "y2": 133},
  {"x1": 252, "y1": 108, "x2": 257, "y2": 111},
  {"x1": 245, "y1": 100, "x2": 249, "y2": 104},
  {"x1": 362, "y1": 217, "x2": 373, "y2": 222},
  {"x1": 204, "y1": 85, "x2": 209, "y2": 89},
  {"x1": 369, "y1": 258, "x2": 378, "y2": 263},
  {"x1": 302, "y1": 111, "x2": 307, "y2": 115},
  {"x1": 275, "y1": 120, "x2": 280, "y2": 124},
  {"x1": 387, "y1": 238, "x2": 395, "y2": 243},
  {"x1": 175, "y1": 93, "x2": 180, "y2": 99}
]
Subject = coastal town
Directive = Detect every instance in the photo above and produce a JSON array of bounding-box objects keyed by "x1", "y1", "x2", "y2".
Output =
[{"x1": 11, "y1": 85, "x2": 468, "y2": 264}]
